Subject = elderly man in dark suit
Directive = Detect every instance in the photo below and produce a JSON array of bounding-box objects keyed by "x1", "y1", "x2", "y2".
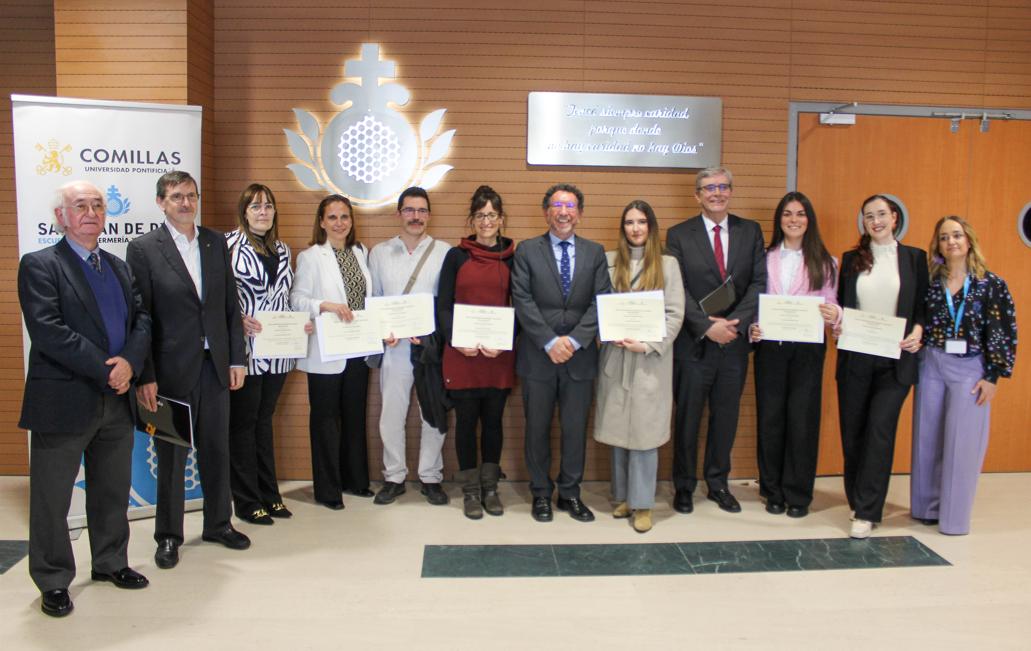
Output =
[
  {"x1": 665, "y1": 167, "x2": 766, "y2": 515},
  {"x1": 127, "y1": 171, "x2": 248, "y2": 570},
  {"x1": 19, "y1": 180, "x2": 151, "y2": 617},
  {"x1": 511, "y1": 183, "x2": 612, "y2": 523}
]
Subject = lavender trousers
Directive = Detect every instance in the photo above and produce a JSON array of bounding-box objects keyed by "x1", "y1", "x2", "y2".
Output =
[{"x1": 911, "y1": 347, "x2": 991, "y2": 535}]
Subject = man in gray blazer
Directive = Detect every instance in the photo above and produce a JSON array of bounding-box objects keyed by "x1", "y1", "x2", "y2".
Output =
[
  {"x1": 511, "y1": 184, "x2": 612, "y2": 522},
  {"x1": 19, "y1": 181, "x2": 151, "y2": 617},
  {"x1": 127, "y1": 171, "x2": 248, "y2": 570},
  {"x1": 665, "y1": 167, "x2": 766, "y2": 515}
]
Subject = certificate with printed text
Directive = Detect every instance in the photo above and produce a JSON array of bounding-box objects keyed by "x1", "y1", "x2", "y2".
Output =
[
  {"x1": 451, "y1": 304, "x2": 514, "y2": 351},
  {"x1": 757, "y1": 294, "x2": 825, "y2": 344},
  {"x1": 596, "y1": 291, "x2": 666, "y2": 342},
  {"x1": 252, "y1": 311, "x2": 310, "y2": 359},
  {"x1": 837, "y1": 308, "x2": 906, "y2": 360},
  {"x1": 315, "y1": 311, "x2": 384, "y2": 362},
  {"x1": 366, "y1": 293, "x2": 436, "y2": 340}
]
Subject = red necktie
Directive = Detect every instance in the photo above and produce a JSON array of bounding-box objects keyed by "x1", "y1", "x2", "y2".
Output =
[{"x1": 713, "y1": 224, "x2": 726, "y2": 280}]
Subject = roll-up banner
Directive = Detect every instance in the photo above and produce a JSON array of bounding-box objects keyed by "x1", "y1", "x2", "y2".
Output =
[{"x1": 12, "y1": 94, "x2": 204, "y2": 528}]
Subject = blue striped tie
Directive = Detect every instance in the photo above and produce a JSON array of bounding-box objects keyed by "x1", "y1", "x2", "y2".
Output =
[{"x1": 559, "y1": 241, "x2": 571, "y2": 297}]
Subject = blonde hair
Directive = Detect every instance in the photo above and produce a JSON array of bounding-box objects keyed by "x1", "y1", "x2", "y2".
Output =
[
  {"x1": 612, "y1": 200, "x2": 664, "y2": 292},
  {"x1": 928, "y1": 215, "x2": 988, "y2": 281}
]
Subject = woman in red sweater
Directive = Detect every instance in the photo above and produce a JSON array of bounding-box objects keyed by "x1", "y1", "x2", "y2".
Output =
[{"x1": 436, "y1": 185, "x2": 516, "y2": 519}]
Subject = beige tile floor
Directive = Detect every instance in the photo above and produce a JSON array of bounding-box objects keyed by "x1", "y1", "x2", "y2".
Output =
[{"x1": 1, "y1": 473, "x2": 1030, "y2": 650}]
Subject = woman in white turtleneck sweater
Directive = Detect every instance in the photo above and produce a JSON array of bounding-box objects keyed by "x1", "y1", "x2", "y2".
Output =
[
  {"x1": 593, "y1": 200, "x2": 684, "y2": 534},
  {"x1": 836, "y1": 195, "x2": 928, "y2": 539}
]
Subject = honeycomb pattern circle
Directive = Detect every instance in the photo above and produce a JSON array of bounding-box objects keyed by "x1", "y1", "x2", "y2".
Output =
[
  {"x1": 146, "y1": 438, "x2": 202, "y2": 492},
  {"x1": 337, "y1": 114, "x2": 401, "y2": 184}
]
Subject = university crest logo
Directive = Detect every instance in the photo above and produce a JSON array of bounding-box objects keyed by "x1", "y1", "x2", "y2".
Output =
[
  {"x1": 35, "y1": 139, "x2": 73, "y2": 176},
  {"x1": 285, "y1": 44, "x2": 454, "y2": 205},
  {"x1": 105, "y1": 185, "x2": 131, "y2": 216}
]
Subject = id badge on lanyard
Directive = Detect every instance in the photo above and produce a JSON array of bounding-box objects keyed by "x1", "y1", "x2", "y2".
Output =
[{"x1": 944, "y1": 276, "x2": 970, "y2": 355}]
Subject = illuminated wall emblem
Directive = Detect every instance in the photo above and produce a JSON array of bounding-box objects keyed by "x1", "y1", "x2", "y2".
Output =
[
  {"x1": 35, "y1": 139, "x2": 73, "y2": 176},
  {"x1": 285, "y1": 44, "x2": 455, "y2": 205},
  {"x1": 105, "y1": 184, "x2": 131, "y2": 216}
]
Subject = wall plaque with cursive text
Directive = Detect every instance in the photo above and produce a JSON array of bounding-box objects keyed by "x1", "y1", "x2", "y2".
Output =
[{"x1": 526, "y1": 91, "x2": 721, "y2": 168}]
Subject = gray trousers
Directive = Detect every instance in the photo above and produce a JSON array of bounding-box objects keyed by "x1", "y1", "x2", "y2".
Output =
[
  {"x1": 611, "y1": 446, "x2": 658, "y2": 509},
  {"x1": 30, "y1": 393, "x2": 133, "y2": 592}
]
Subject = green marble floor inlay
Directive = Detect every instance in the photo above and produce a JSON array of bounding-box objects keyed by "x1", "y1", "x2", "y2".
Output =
[
  {"x1": 0, "y1": 540, "x2": 29, "y2": 575},
  {"x1": 421, "y1": 536, "x2": 949, "y2": 578}
]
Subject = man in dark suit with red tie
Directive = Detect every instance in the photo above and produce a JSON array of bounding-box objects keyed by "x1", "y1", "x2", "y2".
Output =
[
  {"x1": 19, "y1": 180, "x2": 152, "y2": 617},
  {"x1": 127, "y1": 171, "x2": 248, "y2": 570},
  {"x1": 665, "y1": 167, "x2": 766, "y2": 515}
]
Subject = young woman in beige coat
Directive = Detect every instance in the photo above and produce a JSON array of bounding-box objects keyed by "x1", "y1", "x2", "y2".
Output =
[{"x1": 593, "y1": 200, "x2": 685, "y2": 533}]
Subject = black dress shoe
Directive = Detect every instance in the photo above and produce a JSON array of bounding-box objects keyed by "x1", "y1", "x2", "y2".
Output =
[
  {"x1": 345, "y1": 488, "x2": 375, "y2": 498},
  {"x1": 920, "y1": 517, "x2": 939, "y2": 526},
  {"x1": 241, "y1": 508, "x2": 274, "y2": 525},
  {"x1": 420, "y1": 482, "x2": 450, "y2": 505},
  {"x1": 201, "y1": 525, "x2": 251, "y2": 550},
  {"x1": 707, "y1": 489, "x2": 742, "y2": 513},
  {"x1": 268, "y1": 502, "x2": 293, "y2": 518},
  {"x1": 154, "y1": 538, "x2": 180, "y2": 569},
  {"x1": 531, "y1": 497, "x2": 553, "y2": 522},
  {"x1": 317, "y1": 500, "x2": 345, "y2": 511},
  {"x1": 374, "y1": 481, "x2": 406, "y2": 505},
  {"x1": 786, "y1": 505, "x2": 809, "y2": 518},
  {"x1": 91, "y1": 567, "x2": 149, "y2": 589},
  {"x1": 765, "y1": 501, "x2": 786, "y2": 515},
  {"x1": 673, "y1": 490, "x2": 694, "y2": 514},
  {"x1": 556, "y1": 496, "x2": 595, "y2": 522},
  {"x1": 41, "y1": 589, "x2": 73, "y2": 617}
]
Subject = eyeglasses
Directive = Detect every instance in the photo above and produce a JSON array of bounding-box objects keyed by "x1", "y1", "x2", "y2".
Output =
[
  {"x1": 68, "y1": 201, "x2": 105, "y2": 215},
  {"x1": 400, "y1": 207, "x2": 429, "y2": 216},
  {"x1": 167, "y1": 192, "x2": 199, "y2": 205},
  {"x1": 248, "y1": 202, "x2": 275, "y2": 213},
  {"x1": 473, "y1": 211, "x2": 500, "y2": 223},
  {"x1": 549, "y1": 201, "x2": 578, "y2": 210},
  {"x1": 699, "y1": 183, "x2": 731, "y2": 193}
]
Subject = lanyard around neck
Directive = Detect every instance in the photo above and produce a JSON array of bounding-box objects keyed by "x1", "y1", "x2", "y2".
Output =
[{"x1": 944, "y1": 275, "x2": 971, "y2": 338}]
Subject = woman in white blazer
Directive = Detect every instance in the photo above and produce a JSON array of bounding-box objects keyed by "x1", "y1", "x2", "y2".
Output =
[{"x1": 291, "y1": 195, "x2": 373, "y2": 509}]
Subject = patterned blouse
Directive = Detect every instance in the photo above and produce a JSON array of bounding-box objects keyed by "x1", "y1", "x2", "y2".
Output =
[
  {"x1": 335, "y1": 245, "x2": 367, "y2": 310},
  {"x1": 922, "y1": 271, "x2": 1017, "y2": 382}
]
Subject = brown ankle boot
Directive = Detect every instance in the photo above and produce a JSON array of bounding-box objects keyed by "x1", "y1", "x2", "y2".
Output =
[
  {"x1": 480, "y1": 463, "x2": 503, "y2": 516},
  {"x1": 456, "y1": 468, "x2": 482, "y2": 520}
]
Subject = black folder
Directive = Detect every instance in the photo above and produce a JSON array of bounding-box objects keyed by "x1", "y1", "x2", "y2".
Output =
[
  {"x1": 698, "y1": 275, "x2": 737, "y2": 316},
  {"x1": 136, "y1": 395, "x2": 194, "y2": 448}
]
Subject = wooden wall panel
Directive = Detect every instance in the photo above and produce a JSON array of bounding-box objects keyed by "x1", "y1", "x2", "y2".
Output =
[
  {"x1": 0, "y1": 0, "x2": 55, "y2": 475},
  {"x1": 202, "y1": 0, "x2": 1031, "y2": 483},
  {"x1": 54, "y1": 1, "x2": 189, "y2": 102},
  {"x1": 1, "y1": 0, "x2": 1029, "y2": 478}
]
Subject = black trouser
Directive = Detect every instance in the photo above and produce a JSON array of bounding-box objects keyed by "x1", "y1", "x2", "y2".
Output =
[
  {"x1": 30, "y1": 393, "x2": 133, "y2": 592},
  {"x1": 155, "y1": 356, "x2": 232, "y2": 542},
  {"x1": 672, "y1": 341, "x2": 750, "y2": 493},
  {"x1": 754, "y1": 340, "x2": 826, "y2": 508},
  {"x1": 837, "y1": 352, "x2": 911, "y2": 523},
  {"x1": 228, "y1": 372, "x2": 288, "y2": 516},
  {"x1": 522, "y1": 368, "x2": 593, "y2": 500},
  {"x1": 452, "y1": 389, "x2": 508, "y2": 470},
  {"x1": 306, "y1": 360, "x2": 370, "y2": 503}
]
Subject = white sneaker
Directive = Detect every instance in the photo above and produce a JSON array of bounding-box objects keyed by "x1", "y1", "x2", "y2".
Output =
[{"x1": 850, "y1": 518, "x2": 873, "y2": 539}]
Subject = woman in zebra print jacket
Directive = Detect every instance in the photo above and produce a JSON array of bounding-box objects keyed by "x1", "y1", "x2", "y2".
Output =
[{"x1": 226, "y1": 183, "x2": 308, "y2": 525}]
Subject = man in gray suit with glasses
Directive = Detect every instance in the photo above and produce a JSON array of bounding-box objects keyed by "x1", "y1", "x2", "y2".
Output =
[{"x1": 511, "y1": 183, "x2": 611, "y2": 523}]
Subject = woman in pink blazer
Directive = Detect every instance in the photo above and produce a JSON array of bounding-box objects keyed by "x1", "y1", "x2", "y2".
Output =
[{"x1": 749, "y1": 192, "x2": 841, "y2": 518}]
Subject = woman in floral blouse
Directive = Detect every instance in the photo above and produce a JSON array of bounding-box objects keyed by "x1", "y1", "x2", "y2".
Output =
[{"x1": 912, "y1": 216, "x2": 1017, "y2": 535}]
